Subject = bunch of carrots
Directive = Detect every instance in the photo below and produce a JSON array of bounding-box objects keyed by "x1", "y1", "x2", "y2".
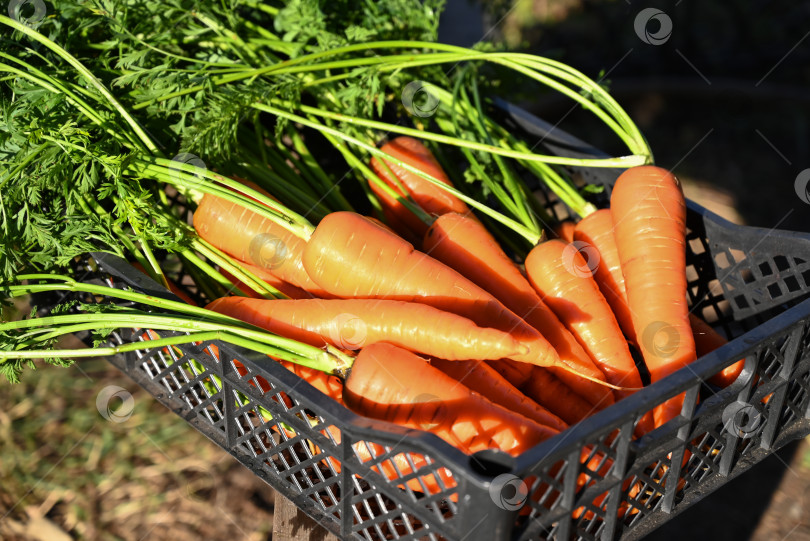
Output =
[
  {"x1": 173, "y1": 136, "x2": 743, "y2": 484},
  {"x1": 0, "y1": 2, "x2": 745, "y2": 515},
  {"x1": 0, "y1": 132, "x2": 743, "y2": 515}
]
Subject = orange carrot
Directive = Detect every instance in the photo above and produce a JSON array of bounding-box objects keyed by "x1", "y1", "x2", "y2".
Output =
[
  {"x1": 302, "y1": 211, "x2": 561, "y2": 370},
  {"x1": 689, "y1": 315, "x2": 744, "y2": 387},
  {"x1": 225, "y1": 356, "x2": 456, "y2": 496},
  {"x1": 519, "y1": 366, "x2": 598, "y2": 425},
  {"x1": 611, "y1": 166, "x2": 696, "y2": 427},
  {"x1": 205, "y1": 296, "x2": 528, "y2": 362},
  {"x1": 571, "y1": 210, "x2": 663, "y2": 434},
  {"x1": 192, "y1": 193, "x2": 329, "y2": 297},
  {"x1": 574, "y1": 209, "x2": 743, "y2": 389},
  {"x1": 422, "y1": 212, "x2": 614, "y2": 408},
  {"x1": 429, "y1": 358, "x2": 568, "y2": 432},
  {"x1": 554, "y1": 220, "x2": 576, "y2": 243},
  {"x1": 573, "y1": 209, "x2": 637, "y2": 342},
  {"x1": 344, "y1": 343, "x2": 558, "y2": 456},
  {"x1": 370, "y1": 136, "x2": 471, "y2": 237},
  {"x1": 525, "y1": 240, "x2": 645, "y2": 407}
]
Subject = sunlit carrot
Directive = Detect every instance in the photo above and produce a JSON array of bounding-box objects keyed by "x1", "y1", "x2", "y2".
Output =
[
  {"x1": 573, "y1": 208, "x2": 636, "y2": 342},
  {"x1": 429, "y1": 358, "x2": 568, "y2": 432},
  {"x1": 205, "y1": 296, "x2": 528, "y2": 361},
  {"x1": 343, "y1": 343, "x2": 558, "y2": 456},
  {"x1": 370, "y1": 136, "x2": 471, "y2": 237},
  {"x1": 302, "y1": 211, "x2": 562, "y2": 370},
  {"x1": 422, "y1": 212, "x2": 614, "y2": 407},
  {"x1": 611, "y1": 166, "x2": 696, "y2": 427},
  {"x1": 192, "y1": 193, "x2": 330, "y2": 297},
  {"x1": 525, "y1": 240, "x2": 645, "y2": 412}
]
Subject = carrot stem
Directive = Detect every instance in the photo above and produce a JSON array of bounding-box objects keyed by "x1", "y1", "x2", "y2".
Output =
[
  {"x1": 254, "y1": 103, "x2": 542, "y2": 243},
  {"x1": 191, "y1": 238, "x2": 284, "y2": 299},
  {"x1": 2, "y1": 286, "x2": 352, "y2": 372}
]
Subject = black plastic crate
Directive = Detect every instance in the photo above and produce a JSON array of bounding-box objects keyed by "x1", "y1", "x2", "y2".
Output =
[{"x1": 39, "y1": 104, "x2": 810, "y2": 540}]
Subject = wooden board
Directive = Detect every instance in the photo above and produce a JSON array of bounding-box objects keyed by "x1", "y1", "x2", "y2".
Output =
[{"x1": 272, "y1": 493, "x2": 340, "y2": 541}]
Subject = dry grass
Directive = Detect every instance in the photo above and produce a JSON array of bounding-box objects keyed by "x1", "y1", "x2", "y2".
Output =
[{"x1": 0, "y1": 359, "x2": 276, "y2": 541}]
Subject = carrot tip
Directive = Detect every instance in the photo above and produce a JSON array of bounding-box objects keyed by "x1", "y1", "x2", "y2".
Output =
[{"x1": 555, "y1": 363, "x2": 639, "y2": 392}]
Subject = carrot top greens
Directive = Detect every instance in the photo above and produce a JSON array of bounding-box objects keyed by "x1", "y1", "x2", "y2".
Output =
[
  {"x1": 1, "y1": 0, "x2": 651, "y2": 283},
  {"x1": 1, "y1": 0, "x2": 653, "y2": 381}
]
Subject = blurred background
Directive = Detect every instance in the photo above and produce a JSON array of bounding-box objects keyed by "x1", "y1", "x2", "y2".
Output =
[{"x1": 2, "y1": 1, "x2": 810, "y2": 539}]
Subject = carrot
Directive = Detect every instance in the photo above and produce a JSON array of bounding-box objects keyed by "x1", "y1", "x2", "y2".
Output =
[
  {"x1": 689, "y1": 314, "x2": 744, "y2": 387},
  {"x1": 611, "y1": 166, "x2": 696, "y2": 427},
  {"x1": 422, "y1": 212, "x2": 614, "y2": 408},
  {"x1": 574, "y1": 209, "x2": 743, "y2": 389},
  {"x1": 429, "y1": 358, "x2": 568, "y2": 432},
  {"x1": 343, "y1": 343, "x2": 558, "y2": 456},
  {"x1": 573, "y1": 209, "x2": 637, "y2": 343},
  {"x1": 554, "y1": 220, "x2": 577, "y2": 244},
  {"x1": 277, "y1": 360, "x2": 458, "y2": 496},
  {"x1": 370, "y1": 136, "x2": 471, "y2": 237},
  {"x1": 519, "y1": 366, "x2": 598, "y2": 425},
  {"x1": 205, "y1": 296, "x2": 528, "y2": 361},
  {"x1": 225, "y1": 356, "x2": 456, "y2": 496},
  {"x1": 301, "y1": 211, "x2": 563, "y2": 370},
  {"x1": 218, "y1": 259, "x2": 310, "y2": 300},
  {"x1": 192, "y1": 193, "x2": 329, "y2": 297},
  {"x1": 525, "y1": 240, "x2": 645, "y2": 407}
]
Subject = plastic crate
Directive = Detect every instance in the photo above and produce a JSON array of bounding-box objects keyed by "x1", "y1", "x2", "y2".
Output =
[{"x1": 43, "y1": 103, "x2": 810, "y2": 540}]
